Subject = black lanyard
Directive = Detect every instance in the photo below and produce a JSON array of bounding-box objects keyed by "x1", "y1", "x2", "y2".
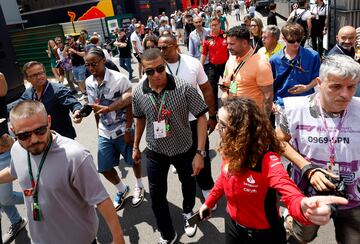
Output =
[
  {"x1": 27, "y1": 134, "x2": 53, "y2": 203},
  {"x1": 166, "y1": 56, "x2": 181, "y2": 76}
]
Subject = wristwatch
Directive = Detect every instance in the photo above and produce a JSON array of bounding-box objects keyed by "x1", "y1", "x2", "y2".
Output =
[
  {"x1": 209, "y1": 115, "x2": 217, "y2": 121},
  {"x1": 196, "y1": 149, "x2": 206, "y2": 158}
]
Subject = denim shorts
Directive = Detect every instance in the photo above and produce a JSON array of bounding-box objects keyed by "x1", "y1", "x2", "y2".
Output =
[
  {"x1": 97, "y1": 134, "x2": 134, "y2": 172},
  {"x1": 72, "y1": 65, "x2": 86, "y2": 82}
]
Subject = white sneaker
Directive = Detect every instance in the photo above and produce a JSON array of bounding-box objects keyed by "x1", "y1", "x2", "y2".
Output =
[
  {"x1": 131, "y1": 186, "x2": 144, "y2": 207},
  {"x1": 183, "y1": 212, "x2": 197, "y2": 237},
  {"x1": 171, "y1": 165, "x2": 177, "y2": 174},
  {"x1": 202, "y1": 189, "x2": 217, "y2": 211}
]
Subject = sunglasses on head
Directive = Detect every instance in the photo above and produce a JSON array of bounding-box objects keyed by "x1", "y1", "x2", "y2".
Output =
[
  {"x1": 15, "y1": 125, "x2": 48, "y2": 141},
  {"x1": 285, "y1": 37, "x2": 302, "y2": 44},
  {"x1": 144, "y1": 64, "x2": 166, "y2": 76}
]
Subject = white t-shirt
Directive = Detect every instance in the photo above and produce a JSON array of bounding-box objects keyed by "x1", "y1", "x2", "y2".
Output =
[
  {"x1": 166, "y1": 54, "x2": 208, "y2": 121},
  {"x1": 289, "y1": 8, "x2": 312, "y2": 21},
  {"x1": 130, "y1": 31, "x2": 144, "y2": 54},
  {"x1": 160, "y1": 15, "x2": 169, "y2": 23}
]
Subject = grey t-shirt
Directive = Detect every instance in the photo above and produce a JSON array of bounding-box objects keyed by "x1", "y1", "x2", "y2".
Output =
[{"x1": 10, "y1": 132, "x2": 109, "y2": 244}]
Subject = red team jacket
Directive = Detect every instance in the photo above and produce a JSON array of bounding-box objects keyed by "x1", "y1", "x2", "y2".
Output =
[{"x1": 205, "y1": 152, "x2": 311, "y2": 229}]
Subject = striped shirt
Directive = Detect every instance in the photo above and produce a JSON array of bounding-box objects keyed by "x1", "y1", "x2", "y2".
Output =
[{"x1": 132, "y1": 74, "x2": 208, "y2": 156}]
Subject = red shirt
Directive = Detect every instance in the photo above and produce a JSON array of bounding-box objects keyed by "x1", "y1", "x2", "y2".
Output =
[
  {"x1": 202, "y1": 30, "x2": 229, "y2": 65},
  {"x1": 205, "y1": 152, "x2": 311, "y2": 229}
]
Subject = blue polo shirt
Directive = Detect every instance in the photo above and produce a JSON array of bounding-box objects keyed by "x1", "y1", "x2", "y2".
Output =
[{"x1": 270, "y1": 47, "x2": 320, "y2": 106}]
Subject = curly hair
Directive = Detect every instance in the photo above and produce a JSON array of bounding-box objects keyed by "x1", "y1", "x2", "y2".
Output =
[{"x1": 219, "y1": 97, "x2": 283, "y2": 174}]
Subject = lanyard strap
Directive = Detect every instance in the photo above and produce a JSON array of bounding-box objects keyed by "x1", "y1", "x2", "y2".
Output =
[
  {"x1": 149, "y1": 91, "x2": 168, "y2": 121},
  {"x1": 166, "y1": 56, "x2": 181, "y2": 76},
  {"x1": 233, "y1": 49, "x2": 254, "y2": 78},
  {"x1": 317, "y1": 95, "x2": 347, "y2": 165},
  {"x1": 33, "y1": 81, "x2": 49, "y2": 102},
  {"x1": 27, "y1": 134, "x2": 53, "y2": 202},
  {"x1": 97, "y1": 81, "x2": 106, "y2": 101}
]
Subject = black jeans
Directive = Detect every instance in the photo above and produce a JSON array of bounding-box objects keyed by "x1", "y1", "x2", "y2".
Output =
[
  {"x1": 207, "y1": 63, "x2": 226, "y2": 111},
  {"x1": 190, "y1": 120, "x2": 214, "y2": 190},
  {"x1": 144, "y1": 148, "x2": 196, "y2": 240},
  {"x1": 311, "y1": 33, "x2": 324, "y2": 57},
  {"x1": 225, "y1": 212, "x2": 286, "y2": 244}
]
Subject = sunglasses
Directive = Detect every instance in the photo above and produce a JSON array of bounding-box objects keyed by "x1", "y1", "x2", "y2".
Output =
[
  {"x1": 144, "y1": 64, "x2": 166, "y2": 76},
  {"x1": 15, "y1": 125, "x2": 48, "y2": 141},
  {"x1": 27, "y1": 71, "x2": 46, "y2": 79},
  {"x1": 158, "y1": 45, "x2": 173, "y2": 51},
  {"x1": 285, "y1": 37, "x2": 302, "y2": 44}
]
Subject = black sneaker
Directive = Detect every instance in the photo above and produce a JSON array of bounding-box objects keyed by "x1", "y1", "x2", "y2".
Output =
[{"x1": 2, "y1": 218, "x2": 28, "y2": 244}]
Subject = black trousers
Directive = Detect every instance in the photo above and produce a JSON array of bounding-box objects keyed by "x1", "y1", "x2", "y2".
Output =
[
  {"x1": 144, "y1": 148, "x2": 196, "y2": 240},
  {"x1": 225, "y1": 212, "x2": 286, "y2": 244},
  {"x1": 190, "y1": 120, "x2": 214, "y2": 191},
  {"x1": 207, "y1": 63, "x2": 226, "y2": 110}
]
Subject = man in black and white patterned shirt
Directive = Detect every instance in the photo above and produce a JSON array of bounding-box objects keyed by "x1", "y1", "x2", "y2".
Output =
[{"x1": 132, "y1": 48, "x2": 208, "y2": 244}]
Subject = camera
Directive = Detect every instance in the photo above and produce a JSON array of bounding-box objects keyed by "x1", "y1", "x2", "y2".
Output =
[
  {"x1": 78, "y1": 104, "x2": 93, "y2": 118},
  {"x1": 318, "y1": 174, "x2": 347, "y2": 198}
]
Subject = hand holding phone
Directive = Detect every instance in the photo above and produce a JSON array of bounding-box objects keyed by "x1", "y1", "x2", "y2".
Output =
[{"x1": 187, "y1": 208, "x2": 211, "y2": 226}]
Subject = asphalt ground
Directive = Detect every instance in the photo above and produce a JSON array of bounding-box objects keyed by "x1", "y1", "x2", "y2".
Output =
[{"x1": 2, "y1": 9, "x2": 337, "y2": 244}]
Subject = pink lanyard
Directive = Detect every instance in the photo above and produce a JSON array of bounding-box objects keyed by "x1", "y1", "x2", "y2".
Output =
[{"x1": 317, "y1": 95, "x2": 347, "y2": 166}]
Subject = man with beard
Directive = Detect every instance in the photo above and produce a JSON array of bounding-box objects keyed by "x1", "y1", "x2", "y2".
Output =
[
  {"x1": 0, "y1": 100, "x2": 125, "y2": 244},
  {"x1": 221, "y1": 25, "x2": 273, "y2": 117}
]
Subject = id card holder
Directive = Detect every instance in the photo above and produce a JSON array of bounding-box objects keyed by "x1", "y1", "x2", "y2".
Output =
[
  {"x1": 315, "y1": 14, "x2": 319, "y2": 20},
  {"x1": 33, "y1": 202, "x2": 42, "y2": 221},
  {"x1": 153, "y1": 120, "x2": 167, "y2": 139},
  {"x1": 229, "y1": 81, "x2": 237, "y2": 95},
  {"x1": 326, "y1": 162, "x2": 340, "y2": 176}
]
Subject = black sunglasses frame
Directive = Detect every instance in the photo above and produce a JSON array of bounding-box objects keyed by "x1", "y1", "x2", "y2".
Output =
[
  {"x1": 15, "y1": 125, "x2": 48, "y2": 141},
  {"x1": 144, "y1": 65, "x2": 166, "y2": 76}
]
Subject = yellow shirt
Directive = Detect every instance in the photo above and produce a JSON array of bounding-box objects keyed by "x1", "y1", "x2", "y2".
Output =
[
  {"x1": 257, "y1": 43, "x2": 284, "y2": 60},
  {"x1": 223, "y1": 49, "x2": 273, "y2": 110}
]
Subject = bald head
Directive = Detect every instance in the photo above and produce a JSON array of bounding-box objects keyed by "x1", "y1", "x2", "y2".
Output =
[{"x1": 337, "y1": 26, "x2": 356, "y2": 50}]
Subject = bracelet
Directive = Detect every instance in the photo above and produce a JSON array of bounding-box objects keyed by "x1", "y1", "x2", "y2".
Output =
[
  {"x1": 132, "y1": 147, "x2": 139, "y2": 151},
  {"x1": 300, "y1": 164, "x2": 315, "y2": 180},
  {"x1": 125, "y1": 128, "x2": 131, "y2": 132}
]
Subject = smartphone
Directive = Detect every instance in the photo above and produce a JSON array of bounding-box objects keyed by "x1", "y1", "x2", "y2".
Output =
[{"x1": 187, "y1": 209, "x2": 211, "y2": 226}]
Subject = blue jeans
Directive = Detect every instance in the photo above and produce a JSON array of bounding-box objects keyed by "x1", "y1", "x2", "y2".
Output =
[
  {"x1": 119, "y1": 58, "x2": 133, "y2": 79},
  {"x1": 0, "y1": 151, "x2": 24, "y2": 224}
]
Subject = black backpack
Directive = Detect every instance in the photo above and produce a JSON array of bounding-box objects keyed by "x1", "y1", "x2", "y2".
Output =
[{"x1": 292, "y1": 9, "x2": 308, "y2": 33}]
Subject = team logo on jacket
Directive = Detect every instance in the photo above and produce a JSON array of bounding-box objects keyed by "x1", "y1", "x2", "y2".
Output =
[{"x1": 246, "y1": 175, "x2": 255, "y2": 184}]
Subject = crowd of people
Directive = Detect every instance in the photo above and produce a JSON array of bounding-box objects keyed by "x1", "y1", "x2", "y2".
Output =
[{"x1": 0, "y1": 0, "x2": 359, "y2": 244}]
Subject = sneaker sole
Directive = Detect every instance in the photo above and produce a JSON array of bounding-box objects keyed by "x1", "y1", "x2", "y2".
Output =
[
  {"x1": 131, "y1": 194, "x2": 144, "y2": 208},
  {"x1": 114, "y1": 188, "x2": 129, "y2": 211}
]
